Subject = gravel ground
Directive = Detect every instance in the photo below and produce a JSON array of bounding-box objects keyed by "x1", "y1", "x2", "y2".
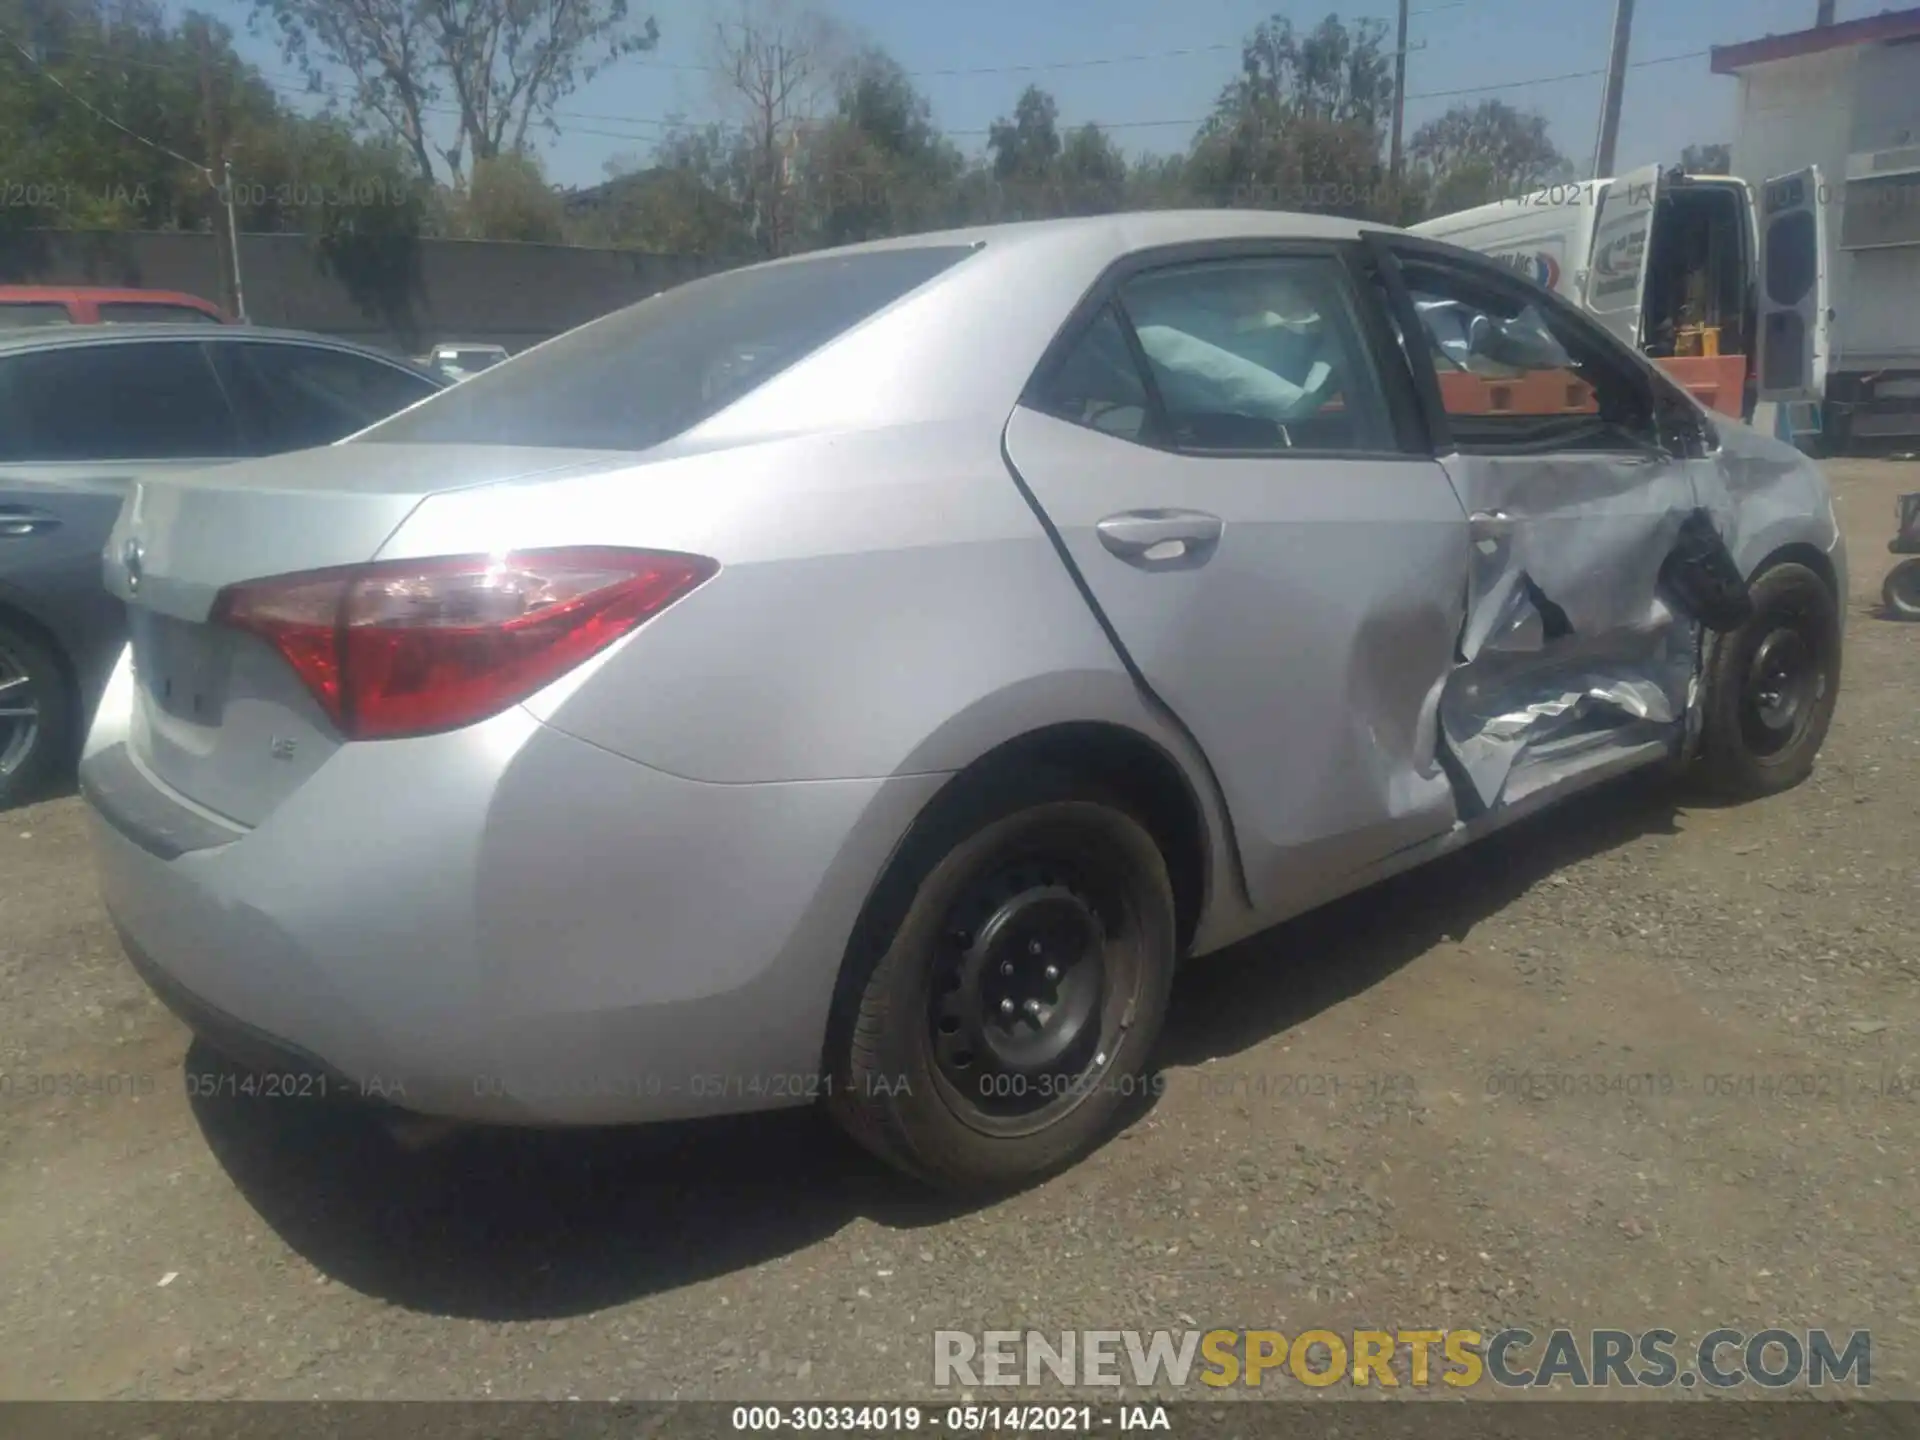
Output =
[{"x1": 0, "y1": 460, "x2": 1915, "y2": 1403}]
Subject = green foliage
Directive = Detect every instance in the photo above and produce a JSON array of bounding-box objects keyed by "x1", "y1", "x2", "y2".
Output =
[
  {"x1": 246, "y1": 0, "x2": 659, "y2": 183},
  {"x1": 441, "y1": 152, "x2": 566, "y2": 243},
  {"x1": 1681, "y1": 142, "x2": 1732, "y2": 175},
  {"x1": 1183, "y1": 13, "x2": 1394, "y2": 218},
  {"x1": 1407, "y1": 99, "x2": 1570, "y2": 213},
  {"x1": 0, "y1": 0, "x2": 424, "y2": 243},
  {"x1": 3, "y1": 2, "x2": 1584, "y2": 253}
]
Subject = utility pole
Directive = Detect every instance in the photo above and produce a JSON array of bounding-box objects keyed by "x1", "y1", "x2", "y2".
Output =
[
  {"x1": 1815, "y1": 0, "x2": 1837, "y2": 25},
  {"x1": 222, "y1": 159, "x2": 246, "y2": 323},
  {"x1": 196, "y1": 31, "x2": 247, "y2": 322},
  {"x1": 1389, "y1": 0, "x2": 1410, "y2": 186},
  {"x1": 1590, "y1": 0, "x2": 1636, "y2": 179}
]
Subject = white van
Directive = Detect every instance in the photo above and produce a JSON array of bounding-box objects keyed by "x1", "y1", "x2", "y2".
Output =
[{"x1": 1413, "y1": 161, "x2": 1831, "y2": 434}]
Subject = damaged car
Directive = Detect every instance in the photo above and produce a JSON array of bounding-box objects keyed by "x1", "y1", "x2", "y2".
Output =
[{"x1": 80, "y1": 213, "x2": 1845, "y2": 1192}]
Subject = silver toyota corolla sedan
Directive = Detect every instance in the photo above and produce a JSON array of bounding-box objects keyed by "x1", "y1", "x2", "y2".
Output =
[{"x1": 82, "y1": 212, "x2": 1845, "y2": 1191}]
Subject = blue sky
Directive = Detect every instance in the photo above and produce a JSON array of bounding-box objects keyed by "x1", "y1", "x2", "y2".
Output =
[{"x1": 175, "y1": 0, "x2": 1857, "y2": 187}]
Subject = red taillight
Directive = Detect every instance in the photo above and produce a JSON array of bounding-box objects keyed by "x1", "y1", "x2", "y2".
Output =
[{"x1": 211, "y1": 547, "x2": 717, "y2": 740}]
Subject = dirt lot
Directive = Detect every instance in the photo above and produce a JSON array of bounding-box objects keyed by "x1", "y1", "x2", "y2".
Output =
[{"x1": 0, "y1": 460, "x2": 1915, "y2": 1403}]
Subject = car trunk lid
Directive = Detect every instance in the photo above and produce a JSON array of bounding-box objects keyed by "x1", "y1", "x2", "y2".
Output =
[{"x1": 104, "y1": 443, "x2": 631, "y2": 826}]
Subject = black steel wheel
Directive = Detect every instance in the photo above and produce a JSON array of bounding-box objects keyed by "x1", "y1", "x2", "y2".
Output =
[
  {"x1": 829, "y1": 769, "x2": 1176, "y2": 1191},
  {"x1": 1883, "y1": 557, "x2": 1920, "y2": 621},
  {"x1": 0, "y1": 619, "x2": 69, "y2": 810},
  {"x1": 1699, "y1": 562, "x2": 1841, "y2": 798}
]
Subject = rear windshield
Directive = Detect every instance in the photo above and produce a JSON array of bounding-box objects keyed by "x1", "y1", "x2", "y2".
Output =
[{"x1": 362, "y1": 244, "x2": 976, "y2": 449}]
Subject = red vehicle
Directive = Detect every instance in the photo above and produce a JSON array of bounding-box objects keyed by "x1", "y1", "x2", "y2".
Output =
[{"x1": 0, "y1": 285, "x2": 231, "y2": 329}]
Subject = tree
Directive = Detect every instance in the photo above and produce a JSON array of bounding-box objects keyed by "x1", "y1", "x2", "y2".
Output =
[
  {"x1": 1125, "y1": 153, "x2": 1192, "y2": 210},
  {"x1": 1407, "y1": 99, "x2": 1568, "y2": 213},
  {"x1": 576, "y1": 123, "x2": 756, "y2": 254},
  {"x1": 0, "y1": 0, "x2": 420, "y2": 252},
  {"x1": 798, "y1": 46, "x2": 963, "y2": 245},
  {"x1": 247, "y1": 0, "x2": 660, "y2": 184},
  {"x1": 1056, "y1": 123, "x2": 1127, "y2": 216},
  {"x1": 1681, "y1": 142, "x2": 1731, "y2": 174},
  {"x1": 1185, "y1": 13, "x2": 1396, "y2": 218},
  {"x1": 988, "y1": 85, "x2": 1062, "y2": 186},
  {"x1": 708, "y1": 0, "x2": 843, "y2": 257},
  {"x1": 442, "y1": 151, "x2": 566, "y2": 242}
]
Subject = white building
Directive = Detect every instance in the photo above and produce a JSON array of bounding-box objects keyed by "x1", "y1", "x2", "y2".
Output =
[{"x1": 1714, "y1": 6, "x2": 1920, "y2": 448}]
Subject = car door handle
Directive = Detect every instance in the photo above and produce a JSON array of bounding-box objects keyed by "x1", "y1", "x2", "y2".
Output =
[
  {"x1": 1096, "y1": 510, "x2": 1223, "y2": 569},
  {"x1": 0, "y1": 506, "x2": 60, "y2": 538},
  {"x1": 1469, "y1": 510, "x2": 1514, "y2": 534}
]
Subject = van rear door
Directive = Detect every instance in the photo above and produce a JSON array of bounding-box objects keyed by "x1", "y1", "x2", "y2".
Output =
[
  {"x1": 1754, "y1": 165, "x2": 1831, "y2": 403},
  {"x1": 1582, "y1": 163, "x2": 1662, "y2": 348}
]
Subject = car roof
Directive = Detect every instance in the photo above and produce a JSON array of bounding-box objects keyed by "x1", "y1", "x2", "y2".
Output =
[
  {"x1": 0, "y1": 284, "x2": 223, "y2": 306},
  {"x1": 756, "y1": 208, "x2": 1391, "y2": 266},
  {"x1": 0, "y1": 323, "x2": 430, "y2": 367}
]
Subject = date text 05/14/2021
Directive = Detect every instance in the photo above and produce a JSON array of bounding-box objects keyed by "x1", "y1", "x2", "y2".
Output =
[{"x1": 729, "y1": 1405, "x2": 1171, "y2": 1433}]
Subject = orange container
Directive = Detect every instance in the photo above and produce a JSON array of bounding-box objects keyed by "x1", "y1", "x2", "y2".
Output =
[{"x1": 1655, "y1": 354, "x2": 1746, "y2": 418}]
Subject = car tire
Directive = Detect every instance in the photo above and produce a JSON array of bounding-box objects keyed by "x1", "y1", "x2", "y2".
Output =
[
  {"x1": 828, "y1": 770, "x2": 1177, "y2": 1193},
  {"x1": 1883, "y1": 558, "x2": 1920, "y2": 621},
  {"x1": 0, "y1": 617, "x2": 71, "y2": 811},
  {"x1": 1697, "y1": 562, "x2": 1841, "y2": 799}
]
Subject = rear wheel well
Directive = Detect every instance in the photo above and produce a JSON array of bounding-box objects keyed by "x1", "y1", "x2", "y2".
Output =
[
  {"x1": 952, "y1": 724, "x2": 1208, "y2": 954},
  {"x1": 824, "y1": 723, "x2": 1211, "y2": 1073}
]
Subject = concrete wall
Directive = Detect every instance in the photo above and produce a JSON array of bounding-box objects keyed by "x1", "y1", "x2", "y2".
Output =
[{"x1": 0, "y1": 229, "x2": 718, "y2": 358}]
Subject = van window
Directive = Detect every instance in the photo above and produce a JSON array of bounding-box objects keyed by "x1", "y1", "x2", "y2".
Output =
[
  {"x1": 0, "y1": 302, "x2": 74, "y2": 330},
  {"x1": 96, "y1": 302, "x2": 222, "y2": 324},
  {"x1": 362, "y1": 246, "x2": 978, "y2": 450}
]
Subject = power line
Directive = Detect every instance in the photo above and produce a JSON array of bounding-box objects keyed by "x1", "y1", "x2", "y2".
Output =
[
  {"x1": 1407, "y1": 45, "x2": 1704, "y2": 101},
  {"x1": 1, "y1": 30, "x2": 214, "y2": 177},
  {"x1": 15, "y1": 29, "x2": 1715, "y2": 156}
]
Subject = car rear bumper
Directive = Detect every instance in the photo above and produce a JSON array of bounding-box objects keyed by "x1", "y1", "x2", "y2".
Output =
[{"x1": 84, "y1": 700, "x2": 944, "y2": 1125}]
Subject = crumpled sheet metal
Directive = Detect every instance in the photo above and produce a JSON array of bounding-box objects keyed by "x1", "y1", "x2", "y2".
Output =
[
  {"x1": 1441, "y1": 597, "x2": 1696, "y2": 809},
  {"x1": 1438, "y1": 449, "x2": 1744, "y2": 809}
]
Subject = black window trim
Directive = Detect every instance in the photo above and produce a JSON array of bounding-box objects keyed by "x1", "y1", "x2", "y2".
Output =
[
  {"x1": 1020, "y1": 236, "x2": 1435, "y2": 464},
  {"x1": 1361, "y1": 229, "x2": 1711, "y2": 461}
]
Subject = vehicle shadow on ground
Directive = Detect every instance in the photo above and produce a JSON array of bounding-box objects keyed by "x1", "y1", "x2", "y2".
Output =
[
  {"x1": 186, "y1": 1056, "x2": 968, "y2": 1322},
  {"x1": 0, "y1": 768, "x2": 78, "y2": 814},
  {"x1": 186, "y1": 771, "x2": 1683, "y2": 1323},
  {"x1": 1156, "y1": 770, "x2": 1684, "y2": 1067}
]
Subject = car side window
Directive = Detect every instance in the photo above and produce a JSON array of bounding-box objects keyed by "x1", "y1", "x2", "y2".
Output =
[
  {"x1": 0, "y1": 342, "x2": 239, "y2": 462},
  {"x1": 217, "y1": 342, "x2": 440, "y2": 453},
  {"x1": 1118, "y1": 255, "x2": 1395, "y2": 454},
  {"x1": 1030, "y1": 305, "x2": 1157, "y2": 444},
  {"x1": 1394, "y1": 252, "x2": 1659, "y2": 454}
]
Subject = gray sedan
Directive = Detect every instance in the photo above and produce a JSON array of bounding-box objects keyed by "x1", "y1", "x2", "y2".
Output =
[
  {"x1": 0, "y1": 325, "x2": 444, "y2": 805},
  {"x1": 81, "y1": 213, "x2": 1844, "y2": 1191}
]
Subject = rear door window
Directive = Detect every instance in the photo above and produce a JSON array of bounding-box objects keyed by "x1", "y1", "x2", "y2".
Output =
[
  {"x1": 215, "y1": 341, "x2": 441, "y2": 453},
  {"x1": 0, "y1": 341, "x2": 240, "y2": 462},
  {"x1": 362, "y1": 245, "x2": 978, "y2": 449}
]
